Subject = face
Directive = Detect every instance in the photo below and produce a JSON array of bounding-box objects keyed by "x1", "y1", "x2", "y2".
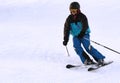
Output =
[{"x1": 70, "y1": 9, "x2": 78, "y2": 15}]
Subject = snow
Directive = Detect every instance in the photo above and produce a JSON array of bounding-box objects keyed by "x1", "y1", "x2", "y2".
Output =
[{"x1": 0, "y1": 0, "x2": 120, "y2": 83}]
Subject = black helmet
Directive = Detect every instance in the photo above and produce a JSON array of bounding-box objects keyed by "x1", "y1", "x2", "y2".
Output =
[{"x1": 69, "y1": 2, "x2": 80, "y2": 9}]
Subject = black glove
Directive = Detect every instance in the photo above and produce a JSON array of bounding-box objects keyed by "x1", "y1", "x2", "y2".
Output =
[
  {"x1": 78, "y1": 32, "x2": 85, "y2": 38},
  {"x1": 63, "y1": 40, "x2": 68, "y2": 46}
]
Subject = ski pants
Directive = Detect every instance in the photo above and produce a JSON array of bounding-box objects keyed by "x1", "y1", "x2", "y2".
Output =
[{"x1": 73, "y1": 34, "x2": 105, "y2": 63}]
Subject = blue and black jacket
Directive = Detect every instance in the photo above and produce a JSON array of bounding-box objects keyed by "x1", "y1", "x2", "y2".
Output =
[{"x1": 63, "y1": 12, "x2": 90, "y2": 42}]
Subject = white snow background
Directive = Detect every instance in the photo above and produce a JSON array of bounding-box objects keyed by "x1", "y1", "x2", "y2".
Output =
[{"x1": 0, "y1": 0, "x2": 120, "y2": 83}]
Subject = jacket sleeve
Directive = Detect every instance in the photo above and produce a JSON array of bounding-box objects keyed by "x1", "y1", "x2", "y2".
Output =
[
  {"x1": 78, "y1": 14, "x2": 89, "y2": 37},
  {"x1": 63, "y1": 17, "x2": 70, "y2": 42}
]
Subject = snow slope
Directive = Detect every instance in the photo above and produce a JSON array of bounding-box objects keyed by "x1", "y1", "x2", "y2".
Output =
[{"x1": 0, "y1": 0, "x2": 120, "y2": 83}]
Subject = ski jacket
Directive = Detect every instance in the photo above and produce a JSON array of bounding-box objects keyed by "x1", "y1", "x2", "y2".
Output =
[{"x1": 63, "y1": 13, "x2": 91, "y2": 42}]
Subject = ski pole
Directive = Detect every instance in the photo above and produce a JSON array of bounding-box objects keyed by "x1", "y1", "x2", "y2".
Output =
[
  {"x1": 65, "y1": 46, "x2": 70, "y2": 56},
  {"x1": 84, "y1": 37, "x2": 120, "y2": 54}
]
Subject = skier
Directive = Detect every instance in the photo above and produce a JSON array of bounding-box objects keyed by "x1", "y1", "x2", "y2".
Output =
[{"x1": 63, "y1": 2, "x2": 105, "y2": 66}]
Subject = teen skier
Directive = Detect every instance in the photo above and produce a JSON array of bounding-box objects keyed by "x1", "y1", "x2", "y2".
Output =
[{"x1": 63, "y1": 2, "x2": 106, "y2": 66}]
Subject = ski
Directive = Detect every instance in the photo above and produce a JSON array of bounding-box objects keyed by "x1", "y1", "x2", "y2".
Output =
[
  {"x1": 66, "y1": 64, "x2": 81, "y2": 69},
  {"x1": 66, "y1": 63, "x2": 97, "y2": 69},
  {"x1": 88, "y1": 61, "x2": 113, "y2": 71}
]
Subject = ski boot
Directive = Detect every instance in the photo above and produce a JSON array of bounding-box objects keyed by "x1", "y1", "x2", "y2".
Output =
[
  {"x1": 97, "y1": 59, "x2": 105, "y2": 66},
  {"x1": 84, "y1": 59, "x2": 96, "y2": 65}
]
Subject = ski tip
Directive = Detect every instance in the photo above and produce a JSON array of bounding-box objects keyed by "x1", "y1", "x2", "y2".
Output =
[
  {"x1": 66, "y1": 64, "x2": 73, "y2": 68},
  {"x1": 88, "y1": 68, "x2": 94, "y2": 71},
  {"x1": 66, "y1": 65, "x2": 70, "y2": 68}
]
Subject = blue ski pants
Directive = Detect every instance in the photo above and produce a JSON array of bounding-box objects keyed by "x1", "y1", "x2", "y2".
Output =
[{"x1": 73, "y1": 34, "x2": 105, "y2": 63}]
